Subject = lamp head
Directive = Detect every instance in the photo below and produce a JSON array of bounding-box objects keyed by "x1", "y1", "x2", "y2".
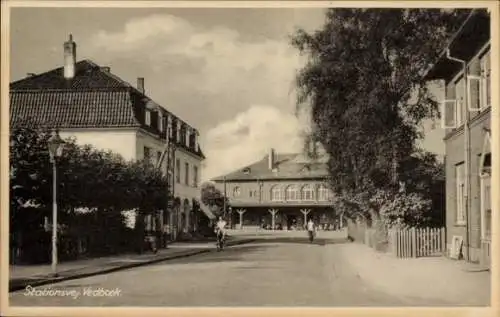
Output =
[{"x1": 47, "y1": 129, "x2": 64, "y2": 160}]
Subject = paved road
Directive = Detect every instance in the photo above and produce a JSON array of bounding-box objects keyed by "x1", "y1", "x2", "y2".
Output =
[{"x1": 9, "y1": 238, "x2": 450, "y2": 306}]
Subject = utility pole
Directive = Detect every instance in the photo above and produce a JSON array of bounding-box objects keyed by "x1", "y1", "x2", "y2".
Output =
[
  {"x1": 223, "y1": 175, "x2": 227, "y2": 218},
  {"x1": 156, "y1": 116, "x2": 177, "y2": 243}
]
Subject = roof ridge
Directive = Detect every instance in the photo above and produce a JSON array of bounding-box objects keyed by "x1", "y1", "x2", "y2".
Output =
[{"x1": 10, "y1": 87, "x2": 130, "y2": 93}]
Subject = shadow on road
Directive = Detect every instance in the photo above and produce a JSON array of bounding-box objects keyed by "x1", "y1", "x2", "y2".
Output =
[
  {"x1": 153, "y1": 244, "x2": 274, "y2": 265},
  {"x1": 250, "y1": 237, "x2": 349, "y2": 245}
]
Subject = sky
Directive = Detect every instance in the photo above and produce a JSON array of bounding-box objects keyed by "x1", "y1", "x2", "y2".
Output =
[{"x1": 9, "y1": 7, "x2": 444, "y2": 181}]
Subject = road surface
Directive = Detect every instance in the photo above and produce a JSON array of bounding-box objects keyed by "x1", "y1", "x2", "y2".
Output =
[{"x1": 9, "y1": 238, "x2": 450, "y2": 306}]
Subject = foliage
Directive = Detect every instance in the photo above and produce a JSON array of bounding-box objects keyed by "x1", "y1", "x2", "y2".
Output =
[
  {"x1": 292, "y1": 8, "x2": 468, "y2": 193},
  {"x1": 10, "y1": 123, "x2": 171, "y2": 261},
  {"x1": 291, "y1": 8, "x2": 466, "y2": 227},
  {"x1": 200, "y1": 182, "x2": 228, "y2": 217}
]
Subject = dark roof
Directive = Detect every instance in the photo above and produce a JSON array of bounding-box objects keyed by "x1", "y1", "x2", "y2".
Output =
[
  {"x1": 10, "y1": 89, "x2": 137, "y2": 128},
  {"x1": 424, "y1": 9, "x2": 490, "y2": 81},
  {"x1": 211, "y1": 152, "x2": 329, "y2": 182},
  {"x1": 10, "y1": 59, "x2": 205, "y2": 159},
  {"x1": 10, "y1": 60, "x2": 128, "y2": 90}
]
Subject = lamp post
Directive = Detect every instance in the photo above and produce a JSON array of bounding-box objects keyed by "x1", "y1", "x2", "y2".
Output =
[
  {"x1": 47, "y1": 129, "x2": 64, "y2": 277},
  {"x1": 228, "y1": 206, "x2": 232, "y2": 228}
]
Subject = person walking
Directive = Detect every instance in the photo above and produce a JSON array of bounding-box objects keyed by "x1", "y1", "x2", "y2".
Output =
[{"x1": 306, "y1": 218, "x2": 316, "y2": 243}]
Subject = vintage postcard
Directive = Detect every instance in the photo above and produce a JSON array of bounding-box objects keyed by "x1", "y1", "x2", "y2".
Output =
[{"x1": 1, "y1": 1, "x2": 498, "y2": 317}]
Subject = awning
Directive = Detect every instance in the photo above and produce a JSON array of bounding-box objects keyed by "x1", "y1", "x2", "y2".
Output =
[{"x1": 199, "y1": 202, "x2": 216, "y2": 220}]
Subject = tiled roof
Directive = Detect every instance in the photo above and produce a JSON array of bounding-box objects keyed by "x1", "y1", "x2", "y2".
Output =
[
  {"x1": 211, "y1": 153, "x2": 329, "y2": 182},
  {"x1": 10, "y1": 59, "x2": 205, "y2": 159},
  {"x1": 10, "y1": 60, "x2": 128, "y2": 90},
  {"x1": 10, "y1": 89, "x2": 138, "y2": 128}
]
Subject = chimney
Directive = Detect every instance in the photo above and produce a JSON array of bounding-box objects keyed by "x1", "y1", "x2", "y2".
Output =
[
  {"x1": 268, "y1": 148, "x2": 275, "y2": 170},
  {"x1": 26, "y1": 73, "x2": 36, "y2": 77},
  {"x1": 137, "y1": 77, "x2": 145, "y2": 94},
  {"x1": 63, "y1": 34, "x2": 77, "y2": 79}
]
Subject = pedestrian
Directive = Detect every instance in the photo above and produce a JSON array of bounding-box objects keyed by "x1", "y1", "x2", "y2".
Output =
[{"x1": 306, "y1": 218, "x2": 316, "y2": 243}]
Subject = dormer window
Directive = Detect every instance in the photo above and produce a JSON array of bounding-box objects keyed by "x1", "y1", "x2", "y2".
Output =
[
  {"x1": 145, "y1": 110, "x2": 151, "y2": 126},
  {"x1": 158, "y1": 112, "x2": 163, "y2": 132},
  {"x1": 242, "y1": 167, "x2": 251, "y2": 174},
  {"x1": 186, "y1": 128, "x2": 190, "y2": 147},
  {"x1": 176, "y1": 121, "x2": 181, "y2": 142}
]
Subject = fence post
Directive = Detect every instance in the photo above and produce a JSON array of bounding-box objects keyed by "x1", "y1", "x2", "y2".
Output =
[{"x1": 411, "y1": 227, "x2": 416, "y2": 258}]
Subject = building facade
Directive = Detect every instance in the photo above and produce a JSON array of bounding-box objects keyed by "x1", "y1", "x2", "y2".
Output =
[
  {"x1": 424, "y1": 9, "x2": 492, "y2": 265},
  {"x1": 211, "y1": 146, "x2": 342, "y2": 230},
  {"x1": 10, "y1": 35, "x2": 207, "y2": 239}
]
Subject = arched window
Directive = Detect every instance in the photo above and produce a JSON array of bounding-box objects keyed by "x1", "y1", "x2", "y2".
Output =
[
  {"x1": 271, "y1": 186, "x2": 282, "y2": 201},
  {"x1": 317, "y1": 184, "x2": 331, "y2": 201},
  {"x1": 285, "y1": 185, "x2": 299, "y2": 201},
  {"x1": 301, "y1": 184, "x2": 314, "y2": 201}
]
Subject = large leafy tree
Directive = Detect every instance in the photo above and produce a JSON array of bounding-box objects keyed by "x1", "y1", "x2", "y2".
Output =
[{"x1": 291, "y1": 8, "x2": 468, "y2": 224}]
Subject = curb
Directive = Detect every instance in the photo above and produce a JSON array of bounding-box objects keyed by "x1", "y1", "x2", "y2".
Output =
[{"x1": 9, "y1": 238, "x2": 255, "y2": 292}]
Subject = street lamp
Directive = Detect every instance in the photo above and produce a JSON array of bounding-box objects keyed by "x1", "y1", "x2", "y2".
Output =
[
  {"x1": 227, "y1": 206, "x2": 232, "y2": 228},
  {"x1": 47, "y1": 129, "x2": 64, "y2": 277}
]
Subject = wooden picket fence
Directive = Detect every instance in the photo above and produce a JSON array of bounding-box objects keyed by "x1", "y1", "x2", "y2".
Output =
[{"x1": 389, "y1": 227, "x2": 446, "y2": 258}]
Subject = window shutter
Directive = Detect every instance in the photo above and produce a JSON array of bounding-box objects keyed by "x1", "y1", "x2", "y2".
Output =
[
  {"x1": 481, "y1": 51, "x2": 491, "y2": 108},
  {"x1": 445, "y1": 82, "x2": 456, "y2": 99},
  {"x1": 467, "y1": 75, "x2": 481, "y2": 111},
  {"x1": 441, "y1": 100, "x2": 457, "y2": 129}
]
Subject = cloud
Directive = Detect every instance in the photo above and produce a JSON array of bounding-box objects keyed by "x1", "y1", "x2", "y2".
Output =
[
  {"x1": 81, "y1": 13, "x2": 313, "y2": 180},
  {"x1": 202, "y1": 105, "x2": 307, "y2": 181},
  {"x1": 81, "y1": 14, "x2": 305, "y2": 133}
]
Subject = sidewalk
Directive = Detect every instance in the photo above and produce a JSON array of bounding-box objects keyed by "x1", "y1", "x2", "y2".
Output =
[
  {"x1": 335, "y1": 242, "x2": 491, "y2": 306},
  {"x1": 9, "y1": 237, "x2": 254, "y2": 292}
]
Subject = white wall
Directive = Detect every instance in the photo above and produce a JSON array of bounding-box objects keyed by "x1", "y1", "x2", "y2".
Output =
[
  {"x1": 173, "y1": 147, "x2": 203, "y2": 203},
  {"x1": 60, "y1": 128, "x2": 204, "y2": 231},
  {"x1": 59, "y1": 129, "x2": 138, "y2": 161}
]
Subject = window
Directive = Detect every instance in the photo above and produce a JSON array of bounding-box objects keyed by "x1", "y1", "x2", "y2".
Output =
[
  {"x1": 180, "y1": 125, "x2": 186, "y2": 146},
  {"x1": 271, "y1": 186, "x2": 282, "y2": 201},
  {"x1": 175, "y1": 159, "x2": 181, "y2": 183},
  {"x1": 184, "y1": 162, "x2": 189, "y2": 185},
  {"x1": 168, "y1": 117, "x2": 174, "y2": 139},
  {"x1": 190, "y1": 134, "x2": 196, "y2": 150},
  {"x1": 249, "y1": 190, "x2": 253, "y2": 198},
  {"x1": 454, "y1": 77, "x2": 465, "y2": 127},
  {"x1": 176, "y1": 122, "x2": 181, "y2": 143},
  {"x1": 442, "y1": 82, "x2": 457, "y2": 129},
  {"x1": 480, "y1": 50, "x2": 491, "y2": 109},
  {"x1": 158, "y1": 112, "x2": 163, "y2": 132},
  {"x1": 233, "y1": 186, "x2": 241, "y2": 197},
  {"x1": 301, "y1": 184, "x2": 314, "y2": 201},
  {"x1": 317, "y1": 184, "x2": 330, "y2": 201},
  {"x1": 442, "y1": 100, "x2": 458, "y2": 129},
  {"x1": 480, "y1": 149, "x2": 491, "y2": 240},
  {"x1": 143, "y1": 146, "x2": 151, "y2": 162},
  {"x1": 285, "y1": 185, "x2": 299, "y2": 201},
  {"x1": 482, "y1": 176, "x2": 491, "y2": 239},
  {"x1": 145, "y1": 110, "x2": 151, "y2": 126},
  {"x1": 455, "y1": 163, "x2": 465, "y2": 225},
  {"x1": 193, "y1": 165, "x2": 198, "y2": 188},
  {"x1": 185, "y1": 129, "x2": 190, "y2": 147}
]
